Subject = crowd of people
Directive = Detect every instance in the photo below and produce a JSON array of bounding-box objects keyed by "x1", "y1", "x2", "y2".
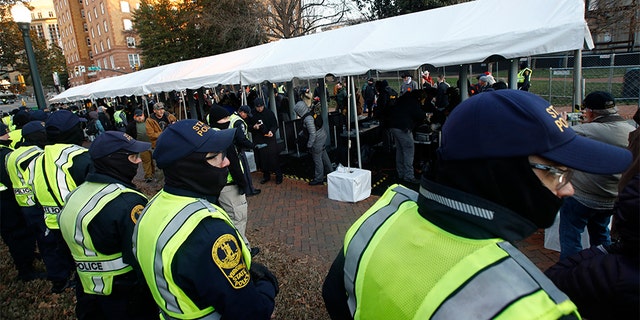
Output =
[{"x1": 0, "y1": 76, "x2": 637, "y2": 319}]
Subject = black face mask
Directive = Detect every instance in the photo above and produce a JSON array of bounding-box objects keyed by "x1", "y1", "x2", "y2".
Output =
[
  {"x1": 211, "y1": 121, "x2": 230, "y2": 130},
  {"x1": 433, "y1": 157, "x2": 563, "y2": 229},
  {"x1": 164, "y1": 152, "x2": 229, "y2": 196},
  {"x1": 0, "y1": 139, "x2": 12, "y2": 147},
  {"x1": 94, "y1": 151, "x2": 138, "y2": 183}
]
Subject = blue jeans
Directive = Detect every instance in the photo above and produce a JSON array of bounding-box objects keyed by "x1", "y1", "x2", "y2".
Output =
[{"x1": 559, "y1": 196, "x2": 612, "y2": 260}]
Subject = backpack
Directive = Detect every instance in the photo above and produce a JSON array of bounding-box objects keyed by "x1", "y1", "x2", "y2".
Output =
[
  {"x1": 86, "y1": 119, "x2": 98, "y2": 136},
  {"x1": 385, "y1": 86, "x2": 399, "y2": 108}
]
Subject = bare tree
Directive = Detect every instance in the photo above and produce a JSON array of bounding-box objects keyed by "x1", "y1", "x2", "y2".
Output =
[
  {"x1": 585, "y1": 0, "x2": 639, "y2": 51},
  {"x1": 263, "y1": 0, "x2": 353, "y2": 39}
]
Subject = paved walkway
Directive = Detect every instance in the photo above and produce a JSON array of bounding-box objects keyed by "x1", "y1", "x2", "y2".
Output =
[{"x1": 244, "y1": 172, "x2": 561, "y2": 272}]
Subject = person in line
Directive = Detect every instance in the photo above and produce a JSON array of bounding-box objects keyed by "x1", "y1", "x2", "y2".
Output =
[
  {"x1": 32, "y1": 109, "x2": 94, "y2": 293},
  {"x1": 400, "y1": 72, "x2": 419, "y2": 95},
  {"x1": 294, "y1": 88, "x2": 332, "y2": 186},
  {"x1": 559, "y1": 91, "x2": 635, "y2": 260},
  {"x1": 387, "y1": 90, "x2": 426, "y2": 184},
  {"x1": 248, "y1": 98, "x2": 282, "y2": 185},
  {"x1": 361, "y1": 78, "x2": 376, "y2": 118},
  {"x1": 322, "y1": 90, "x2": 632, "y2": 319},
  {"x1": 0, "y1": 122, "x2": 40, "y2": 282},
  {"x1": 58, "y1": 131, "x2": 157, "y2": 319},
  {"x1": 146, "y1": 102, "x2": 177, "y2": 147},
  {"x1": 133, "y1": 120, "x2": 278, "y2": 320},
  {"x1": 545, "y1": 172, "x2": 639, "y2": 320},
  {"x1": 126, "y1": 109, "x2": 155, "y2": 183}
]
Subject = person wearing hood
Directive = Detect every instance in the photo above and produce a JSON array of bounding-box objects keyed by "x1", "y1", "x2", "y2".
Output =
[
  {"x1": 32, "y1": 109, "x2": 94, "y2": 293},
  {"x1": 207, "y1": 105, "x2": 260, "y2": 256},
  {"x1": 248, "y1": 97, "x2": 282, "y2": 185},
  {"x1": 294, "y1": 87, "x2": 332, "y2": 185},
  {"x1": 134, "y1": 120, "x2": 278, "y2": 320},
  {"x1": 322, "y1": 90, "x2": 632, "y2": 319},
  {"x1": 57, "y1": 131, "x2": 157, "y2": 319},
  {"x1": 0, "y1": 122, "x2": 41, "y2": 282}
]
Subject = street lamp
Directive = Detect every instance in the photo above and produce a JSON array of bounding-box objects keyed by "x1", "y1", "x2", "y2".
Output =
[{"x1": 11, "y1": 2, "x2": 46, "y2": 110}]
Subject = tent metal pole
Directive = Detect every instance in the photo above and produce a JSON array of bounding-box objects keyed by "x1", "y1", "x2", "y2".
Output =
[
  {"x1": 459, "y1": 65, "x2": 469, "y2": 101},
  {"x1": 509, "y1": 59, "x2": 519, "y2": 90},
  {"x1": 349, "y1": 76, "x2": 362, "y2": 169},
  {"x1": 572, "y1": 49, "x2": 582, "y2": 112}
]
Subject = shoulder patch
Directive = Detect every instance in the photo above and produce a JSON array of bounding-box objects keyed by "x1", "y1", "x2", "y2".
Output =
[
  {"x1": 130, "y1": 204, "x2": 145, "y2": 224},
  {"x1": 212, "y1": 234, "x2": 250, "y2": 289}
]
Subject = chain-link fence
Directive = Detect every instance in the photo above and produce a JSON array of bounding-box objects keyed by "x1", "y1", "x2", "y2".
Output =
[{"x1": 528, "y1": 52, "x2": 639, "y2": 107}]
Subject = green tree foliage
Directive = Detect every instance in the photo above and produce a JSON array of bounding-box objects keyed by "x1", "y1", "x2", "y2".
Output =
[
  {"x1": 134, "y1": 0, "x2": 267, "y2": 68},
  {"x1": 355, "y1": 0, "x2": 470, "y2": 20},
  {"x1": 0, "y1": 1, "x2": 68, "y2": 90}
]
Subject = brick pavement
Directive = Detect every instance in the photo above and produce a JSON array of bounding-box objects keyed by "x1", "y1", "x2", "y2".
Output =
[{"x1": 244, "y1": 172, "x2": 561, "y2": 272}]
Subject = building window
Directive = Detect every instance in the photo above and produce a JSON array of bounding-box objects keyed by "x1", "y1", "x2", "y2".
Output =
[
  {"x1": 97, "y1": 24, "x2": 101, "y2": 36},
  {"x1": 81, "y1": 9, "x2": 85, "y2": 18},
  {"x1": 100, "y1": 2, "x2": 105, "y2": 14},
  {"x1": 84, "y1": 23, "x2": 88, "y2": 32},
  {"x1": 86, "y1": 37, "x2": 91, "y2": 46},
  {"x1": 88, "y1": 13, "x2": 91, "y2": 22},
  {"x1": 49, "y1": 24, "x2": 61, "y2": 47},
  {"x1": 35, "y1": 25, "x2": 45, "y2": 39},
  {"x1": 103, "y1": 21, "x2": 108, "y2": 32},
  {"x1": 110, "y1": 55, "x2": 115, "y2": 69},
  {"x1": 89, "y1": 51, "x2": 93, "y2": 59},
  {"x1": 103, "y1": 58, "x2": 108, "y2": 68},
  {"x1": 120, "y1": 1, "x2": 130, "y2": 12},
  {"x1": 93, "y1": 7, "x2": 97, "y2": 19},
  {"x1": 37, "y1": 12, "x2": 42, "y2": 19},
  {"x1": 97, "y1": 60, "x2": 101, "y2": 68},
  {"x1": 128, "y1": 53, "x2": 140, "y2": 68},
  {"x1": 94, "y1": 44, "x2": 97, "y2": 52},
  {"x1": 49, "y1": 11, "x2": 54, "y2": 18},
  {"x1": 31, "y1": 13, "x2": 35, "y2": 20},
  {"x1": 126, "y1": 36, "x2": 135, "y2": 48},
  {"x1": 100, "y1": 41, "x2": 104, "y2": 52},
  {"x1": 123, "y1": 19, "x2": 133, "y2": 30},
  {"x1": 107, "y1": 38, "x2": 111, "y2": 49},
  {"x1": 91, "y1": 28, "x2": 95, "y2": 38}
]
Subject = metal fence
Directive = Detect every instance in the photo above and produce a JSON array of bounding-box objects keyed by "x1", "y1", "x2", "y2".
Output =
[{"x1": 531, "y1": 52, "x2": 639, "y2": 107}]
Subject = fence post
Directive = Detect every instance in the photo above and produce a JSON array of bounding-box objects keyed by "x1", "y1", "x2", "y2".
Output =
[
  {"x1": 548, "y1": 68, "x2": 553, "y2": 104},
  {"x1": 608, "y1": 53, "x2": 615, "y2": 93}
]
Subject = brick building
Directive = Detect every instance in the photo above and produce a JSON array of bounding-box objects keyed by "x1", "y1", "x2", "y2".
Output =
[{"x1": 53, "y1": 0, "x2": 142, "y2": 86}]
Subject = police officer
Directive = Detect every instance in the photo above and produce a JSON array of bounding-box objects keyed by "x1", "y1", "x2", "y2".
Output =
[
  {"x1": 208, "y1": 105, "x2": 260, "y2": 255},
  {"x1": 231, "y1": 105, "x2": 260, "y2": 196},
  {"x1": 6, "y1": 121, "x2": 63, "y2": 284},
  {"x1": 133, "y1": 120, "x2": 278, "y2": 319},
  {"x1": 518, "y1": 61, "x2": 533, "y2": 91},
  {"x1": 58, "y1": 131, "x2": 157, "y2": 319},
  {"x1": 113, "y1": 105, "x2": 128, "y2": 132},
  {"x1": 0, "y1": 122, "x2": 39, "y2": 281},
  {"x1": 32, "y1": 109, "x2": 94, "y2": 293},
  {"x1": 322, "y1": 90, "x2": 633, "y2": 319}
]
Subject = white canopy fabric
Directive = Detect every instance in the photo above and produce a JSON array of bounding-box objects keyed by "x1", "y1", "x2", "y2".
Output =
[{"x1": 50, "y1": 0, "x2": 592, "y2": 103}]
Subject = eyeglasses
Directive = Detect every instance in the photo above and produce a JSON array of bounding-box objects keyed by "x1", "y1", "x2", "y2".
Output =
[
  {"x1": 529, "y1": 162, "x2": 573, "y2": 190},
  {"x1": 205, "y1": 151, "x2": 226, "y2": 161}
]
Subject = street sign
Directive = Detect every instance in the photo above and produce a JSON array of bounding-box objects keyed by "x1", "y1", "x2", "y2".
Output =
[{"x1": 88, "y1": 66, "x2": 101, "y2": 71}]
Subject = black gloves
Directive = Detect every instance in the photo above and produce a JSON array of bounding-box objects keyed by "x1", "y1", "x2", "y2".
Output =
[{"x1": 250, "y1": 262, "x2": 279, "y2": 295}]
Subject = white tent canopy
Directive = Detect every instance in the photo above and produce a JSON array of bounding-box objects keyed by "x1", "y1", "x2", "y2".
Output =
[{"x1": 50, "y1": 0, "x2": 592, "y2": 103}]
